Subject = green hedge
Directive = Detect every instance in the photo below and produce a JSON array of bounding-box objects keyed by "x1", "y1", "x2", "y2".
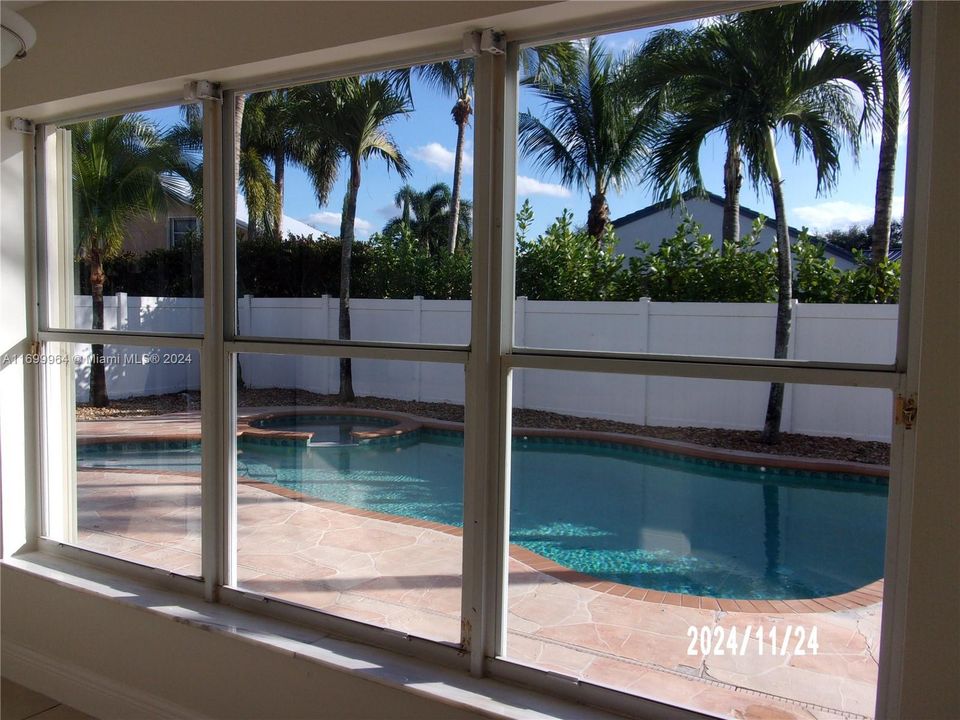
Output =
[{"x1": 79, "y1": 211, "x2": 900, "y2": 304}]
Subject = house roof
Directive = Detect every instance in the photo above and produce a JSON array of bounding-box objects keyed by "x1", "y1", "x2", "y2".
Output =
[
  {"x1": 235, "y1": 195, "x2": 333, "y2": 240},
  {"x1": 611, "y1": 189, "x2": 856, "y2": 264}
]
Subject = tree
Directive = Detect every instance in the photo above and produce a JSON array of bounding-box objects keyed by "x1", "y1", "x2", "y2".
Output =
[
  {"x1": 639, "y1": 5, "x2": 879, "y2": 443},
  {"x1": 518, "y1": 38, "x2": 654, "y2": 242},
  {"x1": 731, "y1": 4, "x2": 879, "y2": 443},
  {"x1": 301, "y1": 77, "x2": 411, "y2": 400},
  {"x1": 71, "y1": 114, "x2": 184, "y2": 406},
  {"x1": 633, "y1": 26, "x2": 749, "y2": 245},
  {"x1": 413, "y1": 61, "x2": 473, "y2": 254},
  {"x1": 385, "y1": 182, "x2": 471, "y2": 255},
  {"x1": 242, "y1": 88, "x2": 341, "y2": 242},
  {"x1": 407, "y1": 46, "x2": 576, "y2": 254},
  {"x1": 860, "y1": 0, "x2": 911, "y2": 263}
]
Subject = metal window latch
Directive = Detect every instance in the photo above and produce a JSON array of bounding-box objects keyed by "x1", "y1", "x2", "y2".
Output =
[
  {"x1": 895, "y1": 393, "x2": 918, "y2": 429},
  {"x1": 464, "y1": 29, "x2": 505, "y2": 56},
  {"x1": 480, "y1": 29, "x2": 506, "y2": 55},
  {"x1": 184, "y1": 80, "x2": 221, "y2": 102},
  {"x1": 9, "y1": 117, "x2": 34, "y2": 134}
]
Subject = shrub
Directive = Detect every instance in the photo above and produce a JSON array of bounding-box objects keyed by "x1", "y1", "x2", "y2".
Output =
[
  {"x1": 515, "y1": 209, "x2": 625, "y2": 300},
  {"x1": 626, "y1": 216, "x2": 777, "y2": 302},
  {"x1": 364, "y1": 225, "x2": 472, "y2": 299},
  {"x1": 90, "y1": 211, "x2": 900, "y2": 304}
]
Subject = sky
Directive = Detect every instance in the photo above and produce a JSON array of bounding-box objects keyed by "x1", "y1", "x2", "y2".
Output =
[{"x1": 145, "y1": 16, "x2": 907, "y2": 243}]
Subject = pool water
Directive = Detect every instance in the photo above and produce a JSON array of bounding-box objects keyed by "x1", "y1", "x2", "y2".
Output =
[{"x1": 78, "y1": 430, "x2": 887, "y2": 600}]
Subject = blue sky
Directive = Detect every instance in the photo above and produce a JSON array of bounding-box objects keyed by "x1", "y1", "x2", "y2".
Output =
[{"x1": 146, "y1": 19, "x2": 906, "y2": 243}]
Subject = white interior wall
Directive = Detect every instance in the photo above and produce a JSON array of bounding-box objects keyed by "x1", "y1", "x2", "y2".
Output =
[{"x1": 0, "y1": 121, "x2": 35, "y2": 558}]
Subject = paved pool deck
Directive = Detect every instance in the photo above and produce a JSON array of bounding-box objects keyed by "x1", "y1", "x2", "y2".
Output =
[{"x1": 75, "y1": 409, "x2": 884, "y2": 720}]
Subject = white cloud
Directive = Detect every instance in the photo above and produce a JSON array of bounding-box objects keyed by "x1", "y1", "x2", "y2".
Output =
[
  {"x1": 515, "y1": 176, "x2": 572, "y2": 198},
  {"x1": 304, "y1": 211, "x2": 373, "y2": 235},
  {"x1": 410, "y1": 142, "x2": 473, "y2": 174},
  {"x1": 791, "y1": 195, "x2": 904, "y2": 232}
]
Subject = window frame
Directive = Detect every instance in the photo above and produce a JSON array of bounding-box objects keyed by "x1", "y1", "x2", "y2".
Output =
[
  {"x1": 29, "y1": 3, "x2": 939, "y2": 717},
  {"x1": 168, "y1": 215, "x2": 198, "y2": 247}
]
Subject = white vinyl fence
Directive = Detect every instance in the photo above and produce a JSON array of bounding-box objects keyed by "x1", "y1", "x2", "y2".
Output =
[{"x1": 75, "y1": 295, "x2": 898, "y2": 441}]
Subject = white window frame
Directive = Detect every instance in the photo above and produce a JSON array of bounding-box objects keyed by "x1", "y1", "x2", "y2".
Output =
[
  {"x1": 168, "y1": 215, "x2": 199, "y2": 247},
  {"x1": 29, "y1": 3, "x2": 950, "y2": 718}
]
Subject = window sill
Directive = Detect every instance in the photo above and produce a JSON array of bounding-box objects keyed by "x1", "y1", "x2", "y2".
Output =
[{"x1": 1, "y1": 552, "x2": 625, "y2": 720}]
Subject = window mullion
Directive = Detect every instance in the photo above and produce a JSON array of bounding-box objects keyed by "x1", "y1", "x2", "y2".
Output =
[
  {"x1": 200, "y1": 92, "x2": 225, "y2": 600},
  {"x1": 221, "y1": 89, "x2": 239, "y2": 589},
  {"x1": 462, "y1": 40, "x2": 518, "y2": 676}
]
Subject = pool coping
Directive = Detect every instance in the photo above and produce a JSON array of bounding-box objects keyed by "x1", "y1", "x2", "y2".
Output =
[
  {"x1": 241, "y1": 409, "x2": 889, "y2": 478},
  {"x1": 78, "y1": 406, "x2": 889, "y2": 612}
]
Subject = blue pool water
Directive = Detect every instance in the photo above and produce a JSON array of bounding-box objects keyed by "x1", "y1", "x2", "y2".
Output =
[{"x1": 78, "y1": 429, "x2": 887, "y2": 600}]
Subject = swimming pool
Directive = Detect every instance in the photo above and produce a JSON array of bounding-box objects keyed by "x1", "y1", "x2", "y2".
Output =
[{"x1": 78, "y1": 422, "x2": 887, "y2": 601}]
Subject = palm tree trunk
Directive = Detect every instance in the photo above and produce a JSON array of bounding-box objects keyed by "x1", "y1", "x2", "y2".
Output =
[
  {"x1": 234, "y1": 94, "x2": 245, "y2": 197},
  {"x1": 587, "y1": 192, "x2": 610, "y2": 243},
  {"x1": 872, "y1": 0, "x2": 900, "y2": 265},
  {"x1": 89, "y1": 250, "x2": 109, "y2": 407},
  {"x1": 722, "y1": 138, "x2": 742, "y2": 247},
  {"x1": 447, "y1": 114, "x2": 467, "y2": 254},
  {"x1": 761, "y1": 129, "x2": 792, "y2": 445},
  {"x1": 338, "y1": 156, "x2": 361, "y2": 402},
  {"x1": 235, "y1": 95, "x2": 246, "y2": 240},
  {"x1": 274, "y1": 150, "x2": 285, "y2": 242}
]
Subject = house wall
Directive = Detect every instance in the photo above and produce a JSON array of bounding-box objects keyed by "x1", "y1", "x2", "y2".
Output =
[
  {"x1": 613, "y1": 197, "x2": 781, "y2": 253},
  {"x1": 612, "y1": 197, "x2": 859, "y2": 269},
  {"x1": 122, "y1": 200, "x2": 196, "y2": 255}
]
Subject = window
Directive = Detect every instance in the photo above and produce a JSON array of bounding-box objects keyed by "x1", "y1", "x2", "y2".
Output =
[
  {"x1": 32, "y1": 3, "x2": 935, "y2": 719},
  {"x1": 169, "y1": 216, "x2": 198, "y2": 246},
  {"x1": 39, "y1": 103, "x2": 204, "y2": 335}
]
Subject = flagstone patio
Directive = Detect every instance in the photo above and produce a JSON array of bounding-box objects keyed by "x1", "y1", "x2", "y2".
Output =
[{"x1": 75, "y1": 412, "x2": 883, "y2": 720}]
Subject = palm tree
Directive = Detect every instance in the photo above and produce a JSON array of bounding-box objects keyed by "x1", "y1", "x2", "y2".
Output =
[
  {"x1": 632, "y1": 26, "x2": 749, "y2": 245},
  {"x1": 652, "y1": 4, "x2": 878, "y2": 443},
  {"x1": 301, "y1": 77, "x2": 411, "y2": 401},
  {"x1": 413, "y1": 61, "x2": 472, "y2": 254},
  {"x1": 409, "y1": 45, "x2": 576, "y2": 254},
  {"x1": 238, "y1": 93, "x2": 281, "y2": 241},
  {"x1": 860, "y1": 0, "x2": 911, "y2": 263},
  {"x1": 518, "y1": 38, "x2": 654, "y2": 242},
  {"x1": 71, "y1": 114, "x2": 184, "y2": 406},
  {"x1": 243, "y1": 88, "x2": 340, "y2": 242},
  {"x1": 385, "y1": 182, "x2": 472, "y2": 255}
]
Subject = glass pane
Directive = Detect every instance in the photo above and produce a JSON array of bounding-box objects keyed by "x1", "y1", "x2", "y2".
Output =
[
  {"x1": 43, "y1": 342, "x2": 202, "y2": 576},
  {"x1": 48, "y1": 104, "x2": 204, "y2": 334},
  {"x1": 505, "y1": 369, "x2": 890, "y2": 719},
  {"x1": 232, "y1": 59, "x2": 474, "y2": 345},
  {"x1": 234, "y1": 354, "x2": 464, "y2": 644},
  {"x1": 513, "y1": 4, "x2": 906, "y2": 364}
]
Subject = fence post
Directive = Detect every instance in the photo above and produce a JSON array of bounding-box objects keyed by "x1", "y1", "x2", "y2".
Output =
[
  {"x1": 637, "y1": 297, "x2": 651, "y2": 425},
  {"x1": 321, "y1": 294, "x2": 332, "y2": 394},
  {"x1": 514, "y1": 297, "x2": 527, "y2": 409},
  {"x1": 239, "y1": 294, "x2": 253, "y2": 335},
  {"x1": 116, "y1": 292, "x2": 128, "y2": 331},
  {"x1": 414, "y1": 295, "x2": 423, "y2": 401},
  {"x1": 783, "y1": 299, "x2": 800, "y2": 433}
]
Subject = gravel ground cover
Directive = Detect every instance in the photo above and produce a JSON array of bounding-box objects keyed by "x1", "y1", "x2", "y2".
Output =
[{"x1": 76, "y1": 388, "x2": 890, "y2": 465}]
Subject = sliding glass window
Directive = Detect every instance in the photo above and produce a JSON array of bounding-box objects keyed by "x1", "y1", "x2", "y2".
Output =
[{"x1": 33, "y1": 2, "x2": 921, "y2": 718}]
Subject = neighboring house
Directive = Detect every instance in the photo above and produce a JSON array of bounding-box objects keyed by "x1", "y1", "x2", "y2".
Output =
[
  {"x1": 612, "y1": 190, "x2": 856, "y2": 270},
  {"x1": 122, "y1": 192, "x2": 329, "y2": 254}
]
